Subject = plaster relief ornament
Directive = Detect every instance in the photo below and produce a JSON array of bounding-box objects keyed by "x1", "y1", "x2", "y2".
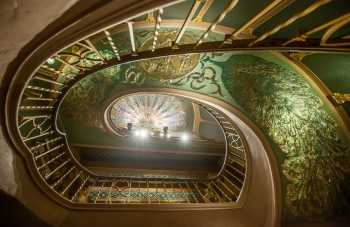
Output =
[{"x1": 138, "y1": 31, "x2": 200, "y2": 80}]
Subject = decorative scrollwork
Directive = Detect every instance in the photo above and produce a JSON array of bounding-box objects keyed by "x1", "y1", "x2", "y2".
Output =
[
  {"x1": 19, "y1": 116, "x2": 52, "y2": 141},
  {"x1": 170, "y1": 65, "x2": 223, "y2": 97},
  {"x1": 222, "y1": 53, "x2": 350, "y2": 218},
  {"x1": 122, "y1": 66, "x2": 146, "y2": 85}
]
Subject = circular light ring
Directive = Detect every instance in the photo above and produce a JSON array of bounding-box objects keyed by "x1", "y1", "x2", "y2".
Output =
[{"x1": 106, "y1": 93, "x2": 188, "y2": 136}]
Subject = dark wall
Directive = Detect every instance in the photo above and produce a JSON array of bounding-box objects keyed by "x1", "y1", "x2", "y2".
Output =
[{"x1": 0, "y1": 190, "x2": 51, "y2": 227}]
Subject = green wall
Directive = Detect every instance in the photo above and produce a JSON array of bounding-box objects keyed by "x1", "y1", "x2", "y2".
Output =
[{"x1": 60, "y1": 52, "x2": 350, "y2": 220}]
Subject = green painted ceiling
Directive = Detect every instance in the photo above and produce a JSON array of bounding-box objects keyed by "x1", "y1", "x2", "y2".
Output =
[
  {"x1": 303, "y1": 53, "x2": 350, "y2": 115},
  {"x1": 255, "y1": 0, "x2": 350, "y2": 38}
]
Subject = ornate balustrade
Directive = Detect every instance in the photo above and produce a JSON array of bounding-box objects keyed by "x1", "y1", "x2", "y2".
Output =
[{"x1": 8, "y1": 0, "x2": 350, "y2": 209}]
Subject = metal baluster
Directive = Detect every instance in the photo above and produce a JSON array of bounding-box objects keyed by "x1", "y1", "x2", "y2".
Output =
[
  {"x1": 107, "y1": 180, "x2": 115, "y2": 204},
  {"x1": 193, "y1": 0, "x2": 214, "y2": 23},
  {"x1": 151, "y1": 8, "x2": 163, "y2": 52},
  {"x1": 178, "y1": 182, "x2": 190, "y2": 203},
  {"x1": 147, "y1": 180, "x2": 150, "y2": 204},
  {"x1": 126, "y1": 179, "x2": 132, "y2": 204},
  {"x1": 186, "y1": 181, "x2": 198, "y2": 203},
  {"x1": 50, "y1": 165, "x2": 74, "y2": 186},
  {"x1": 27, "y1": 85, "x2": 62, "y2": 94},
  {"x1": 227, "y1": 163, "x2": 245, "y2": 176},
  {"x1": 45, "y1": 159, "x2": 70, "y2": 180},
  {"x1": 221, "y1": 175, "x2": 240, "y2": 194},
  {"x1": 71, "y1": 176, "x2": 90, "y2": 202},
  {"x1": 94, "y1": 182, "x2": 105, "y2": 203},
  {"x1": 38, "y1": 152, "x2": 65, "y2": 170},
  {"x1": 193, "y1": 182, "x2": 209, "y2": 203},
  {"x1": 84, "y1": 39, "x2": 106, "y2": 61},
  {"x1": 249, "y1": 0, "x2": 331, "y2": 46},
  {"x1": 104, "y1": 30, "x2": 121, "y2": 60},
  {"x1": 20, "y1": 105, "x2": 54, "y2": 110},
  {"x1": 224, "y1": 169, "x2": 243, "y2": 184},
  {"x1": 55, "y1": 56, "x2": 80, "y2": 72},
  {"x1": 35, "y1": 144, "x2": 64, "y2": 160},
  {"x1": 30, "y1": 137, "x2": 62, "y2": 151},
  {"x1": 212, "y1": 181, "x2": 231, "y2": 202},
  {"x1": 209, "y1": 182, "x2": 222, "y2": 202},
  {"x1": 61, "y1": 171, "x2": 82, "y2": 195},
  {"x1": 174, "y1": 0, "x2": 201, "y2": 45},
  {"x1": 33, "y1": 76, "x2": 64, "y2": 86},
  {"x1": 127, "y1": 22, "x2": 136, "y2": 54},
  {"x1": 196, "y1": 0, "x2": 239, "y2": 46},
  {"x1": 19, "y1": 115, "x2": 51, "y2": 129}
]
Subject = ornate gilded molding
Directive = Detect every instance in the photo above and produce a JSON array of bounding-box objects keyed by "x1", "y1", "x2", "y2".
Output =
[
  {"x1": 226, "y1": 0, "x2": 294, "y2": 41},
  {"x1": 287, "y1": 52, "x2": 312, "y2": 62},
  {"x1": 192, "y1": 0, "x2": 214, "y2": 23},
  {"x1": 331, "y1": 93, "x2": 350, "y2": 105},
  {"x1": 195, "y1": 0, "x2": 239, "y2": 46},
  {"x1": 284, "y1": 12, "x2": 350, "y2": 46},
  {"x1": 249, "y1": 0, "x2": 332, "y2": 46}
]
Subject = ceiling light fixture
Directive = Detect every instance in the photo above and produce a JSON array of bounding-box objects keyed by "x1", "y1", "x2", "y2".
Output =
[{"x1": 181, "y1": 133, "x2": 190, "y2": 142}]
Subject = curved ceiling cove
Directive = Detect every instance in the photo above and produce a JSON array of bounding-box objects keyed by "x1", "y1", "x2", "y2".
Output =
[{"x1": 4, "y1": 0, "x2": 350, "y2": 224}]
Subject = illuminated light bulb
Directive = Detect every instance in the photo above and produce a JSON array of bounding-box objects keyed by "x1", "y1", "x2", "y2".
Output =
[
  {"x1": 181, "y1": 133, "x2": 190, "y2": 142},
  {"x1": 140, "y1": 129, "x2": 148, "y2": 138},
  {"x1": 134, "y1": 130, "x2": 140, "y2": 136},
  {"x1": 160, "y1": 132, "x2": 164, "y2": 137},
  {"x1": 166, "y1": 134, "x2": 171, "y2": 139},
  {"x1": 47, "y1": 57, "x2": 55, "y2": 65}
]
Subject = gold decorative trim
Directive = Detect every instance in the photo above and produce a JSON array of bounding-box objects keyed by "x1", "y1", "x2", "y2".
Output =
[
  {"x1": 279, "y1": 53, "x2": 350, "y2": 140},
  {"x1": 249, "y1": 0, "x2": 331, "y2": 46},
  {"x1": 226, "y1": 0, "x2": 294, "y2": 41},
  {"x1": 331, "y1": 93, "x2": 350, "y2": 105},
  {"x1": 192, "y1": 0, "x2": 214, "y2": 23},
  {"x1": 284, "y1": 12, "x2": 350, "y2": 46}
]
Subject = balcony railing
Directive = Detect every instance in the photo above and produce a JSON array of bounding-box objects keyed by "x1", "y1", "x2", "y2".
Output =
[
  {"x1": 10, "y1": 0, "x2": 346, "y2": 208},
  {"x1": 18, "y1": 89, "x2": 247, "y2": 205}
]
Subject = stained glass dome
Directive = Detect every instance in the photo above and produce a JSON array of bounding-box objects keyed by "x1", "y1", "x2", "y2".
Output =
[{"x1": 107, "y1": 94, "x2": 188, "y2": 134}]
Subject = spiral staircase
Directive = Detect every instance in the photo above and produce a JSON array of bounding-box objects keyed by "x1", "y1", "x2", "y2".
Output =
[{"x1": 1, "y1": 0, "x2": 350, "y2": 226}]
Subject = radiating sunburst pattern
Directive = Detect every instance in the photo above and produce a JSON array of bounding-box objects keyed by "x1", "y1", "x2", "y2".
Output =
[{"x1": 109, "y1": 94, "x2": 187, "y2": 133}]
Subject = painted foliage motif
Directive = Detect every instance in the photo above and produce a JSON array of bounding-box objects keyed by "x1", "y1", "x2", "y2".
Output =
[
  {"x1": 60, "y1": 52, "x2": 350, "y2": 219},
  {"x1": 220, "y1": 54, "x2": 350, "y2": 218}
]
